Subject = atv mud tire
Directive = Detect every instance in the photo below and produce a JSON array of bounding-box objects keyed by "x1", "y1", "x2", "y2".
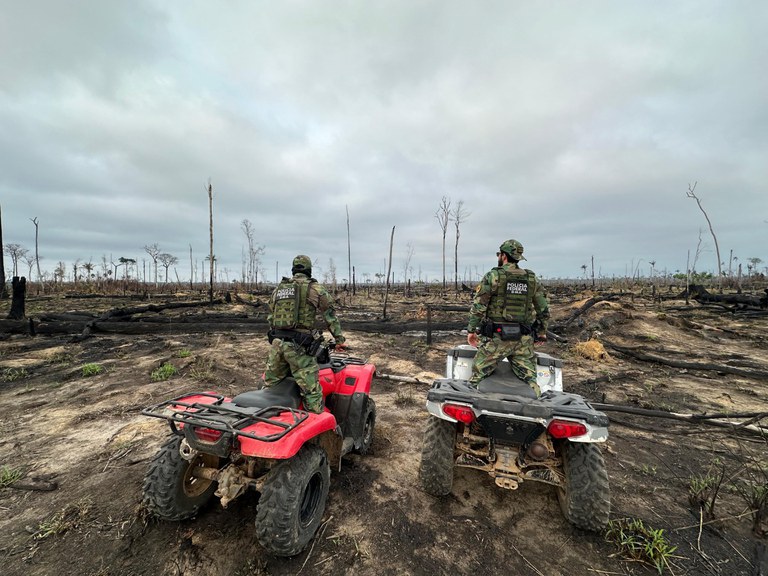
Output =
[
  {"x1": 255, "y1": 444, "x2": 331, "y2": 557},
  {"x1": 354, "y1": 398, "x2": 377, "y2": 455},
  {"x1": 557, "y1": 442, "x2": 610, "y2": 531},
  {"x1": 142, "y1": 434, "x2": 220, "y2": 520},
  {"x1": 419, "y1": 416, "x2": 456, "y2": 496}
]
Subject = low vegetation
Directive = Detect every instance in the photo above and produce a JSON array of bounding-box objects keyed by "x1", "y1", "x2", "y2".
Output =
[
  {"x1": 150, "y1": 362, "x2": 177, "y2": 382},
  {"x1": 81, "y1": 363, "x2": 103, "y2": 377},
  {"x1": 605, "y1": 518, "x2": 679, "y2": 574}
]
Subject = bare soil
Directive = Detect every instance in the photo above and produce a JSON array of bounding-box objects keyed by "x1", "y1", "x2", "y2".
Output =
[{"x1": 1, "y1": 290, "x2": 766, "y2": 576}]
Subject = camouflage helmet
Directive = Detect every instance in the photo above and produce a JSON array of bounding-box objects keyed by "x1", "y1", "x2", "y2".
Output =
[
  {"x1": 499, "y1": 239, "x2": 526, "y2": 261},
  {"x1": 292, "y1": 254, "x2": 312, "y2": 275}
]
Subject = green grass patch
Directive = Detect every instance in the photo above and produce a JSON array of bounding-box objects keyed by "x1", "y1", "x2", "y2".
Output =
[
  {"x1": 81, "y1": 363, "x2": 103, "y2": 377},
  {"x1": 151, "y1": 362, "x2": 177, "y2": 382},
  {"x1": 0, "y1": 465, "x2": 24, "y2": 488},
  {"x1": 1, "y1": 367, "x2": 29, "y2": 382},
  {"x1": 176, "y1": 348, "x2": 192, "y2": 358},
  {"x1": 605, "y1": 518, "x2": 678, "y2": 574}
]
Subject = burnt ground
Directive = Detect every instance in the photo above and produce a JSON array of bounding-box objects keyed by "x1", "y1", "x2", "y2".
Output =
[{"x1": 0, "y1": 290, "x2": 767, "y2": 576}]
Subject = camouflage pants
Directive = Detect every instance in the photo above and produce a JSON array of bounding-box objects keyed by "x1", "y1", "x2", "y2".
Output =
[
  {"x1": 263, "y1": 338, "x2": 323, "y2": 413},
  {"x1": 470, "y1": 334, "x2": 540, "y2": 396}
]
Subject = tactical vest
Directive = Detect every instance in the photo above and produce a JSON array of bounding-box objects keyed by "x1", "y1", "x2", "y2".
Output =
[
  {"x1": 487, "y1": 267, "x2": 536, "y2": 323},
  {"x1": 270, "y1": 277, "x2": 316, "y2": 330}
]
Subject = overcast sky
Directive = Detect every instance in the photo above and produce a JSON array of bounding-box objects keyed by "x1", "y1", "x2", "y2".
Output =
[{"x1": 1, "y1": 1, "x2": 766, "y2": 285}]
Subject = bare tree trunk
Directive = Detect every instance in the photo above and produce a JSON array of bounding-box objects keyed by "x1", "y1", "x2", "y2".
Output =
[
  {"x1": 208, "y1": 181, "x2": 215, "y2": 303},
  {"x1": 687, "y1": 182, "x2": 723, "y2": 291},
  {"x1": 435, "y1": 196, "x2": 451, "y2": 293},
  {"x1": 189, "y1": 244, "x2": 193, "y2": 291},
  {"x1": 452, "y1": 200, "x2": 468, "y2": 294},
  {"x1": 0, "y1": 205, "x2": 8, "y2": 299},
  {"x1": 8, "y1": 276, "x2": 26, "y2": 319},
  {"x1": 30, "y1": 217, "x2": 41, "y2": 282},
  {"x1": 346, "y1": 205, "x2": 353, "y2": 295},
  {"x1": 383, "y1": 226, "x2": 395, "y2": 319}
]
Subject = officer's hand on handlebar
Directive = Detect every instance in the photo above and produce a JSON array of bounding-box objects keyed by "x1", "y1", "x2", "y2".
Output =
[
  {"x1": 534, "y1": 334, "x2": 547, "y2": 347},
  {"x1": 467, "y1": 332, "x2": 480, "y2": 347},
  {"x1": 335, "y1": 342, "x2": 349, "y2": 352}
]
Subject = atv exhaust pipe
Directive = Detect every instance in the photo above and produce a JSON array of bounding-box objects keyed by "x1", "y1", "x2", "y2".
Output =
[
  {"x1": 526, "y1": 441, "x2": 550, "y2": 461},
  {"x1": 179, "y1": 438, "x2": 199, "y2": 461}
]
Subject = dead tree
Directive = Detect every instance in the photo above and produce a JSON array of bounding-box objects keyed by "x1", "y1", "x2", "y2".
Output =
[
  {"x1": 7, "y1": 276, "x2": 26, "y2": 319},
  {"x1": 383, "y1": 226, "x2": 395, "y2": 319},
  {"x1": 30, "y1": 216, "x2": 41, "y2": 282},
  {"x1": 435, "y1": 196, "x2": 451, "y2": 292},
  {"x1": 143, "y1": 243, "x2": 161, "y2": 287},
  {"x1": 0, "y1": 204, "x2": 7, "y2": 299},
  {"x1": 452, "y1": 200, "x2": 469, "y2": 294},
  {"x1": 207, "y1": 181, "x2": 215, "y2": 303},
  {"x1": 346, "y1": 205, "x2": 354, "y2": 295},
  {"x1": 402, "y1": 242, "x2": 414, "y2": 297},
  {"x1": 686, "y1": 182, "x2": 723, "y2": 290}
]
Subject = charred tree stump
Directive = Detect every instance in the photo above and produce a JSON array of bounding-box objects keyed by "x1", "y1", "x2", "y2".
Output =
[{"x1": 7, "y1": 276, "x2": 26, "y2": 320}]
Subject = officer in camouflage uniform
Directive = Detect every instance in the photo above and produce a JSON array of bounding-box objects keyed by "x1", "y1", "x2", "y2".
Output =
[
  {"x1": 263, "y1": 255, "x2": 346, "y2": 413},
  {"x1": 466, "y1": 239, "x2": 550, "y2": 396}
]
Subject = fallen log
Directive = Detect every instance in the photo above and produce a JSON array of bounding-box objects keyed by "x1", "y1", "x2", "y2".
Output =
[
  {"x1": 375, "y1": 372, "x2": 431, "y2": 384},
  {"x1": 9, "y1": 477, "x2": 58, "y2": 492},
  {"x1": 1, "y1": 315, "x2": 467, "y2": 338},
  {"x1": 685, "y1": 284, "x2": 768, "y2": 309},
  {"x1": 552, "y1": 293, "x2": 622, "y2": 331},
  {"x1": 592, "y1": 403, "x2": 768, "y2": 436},
  {"x1": 234, "y1": 293, "x2": 264, "y2": 308},
  {"x1": 605, "y1": 341, "x2": 768, "y2": 380}
]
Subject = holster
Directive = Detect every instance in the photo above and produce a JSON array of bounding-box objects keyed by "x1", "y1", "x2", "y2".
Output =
[
  {"x1": 268, "y1": 328, "x2": 315, "y2": 350},
  {"x1": 307, "y1": 336, "x2": 323, "y2": 357}
]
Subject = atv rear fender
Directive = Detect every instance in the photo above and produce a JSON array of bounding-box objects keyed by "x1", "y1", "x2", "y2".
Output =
[
  {"x1": 237, "y1": 411, "x2": 338, "y2": 459},
  {"x1": 425, "y1": 378, "x2": 609, "y2": 443}
]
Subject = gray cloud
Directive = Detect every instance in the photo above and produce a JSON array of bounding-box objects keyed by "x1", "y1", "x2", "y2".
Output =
[{"x1": 2, "y1": 1, "x2": 767, "y2": 285}]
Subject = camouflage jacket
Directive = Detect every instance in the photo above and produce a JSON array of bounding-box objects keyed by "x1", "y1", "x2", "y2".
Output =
[
  {"x1": 268, "y1": 273, "x2": 345, "y2": 344},
  {"x1": 467, "y1": 262, "x2": 550, "y2": 337}
]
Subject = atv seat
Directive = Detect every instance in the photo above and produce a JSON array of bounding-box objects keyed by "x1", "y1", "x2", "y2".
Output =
[
  {"x1": 477, "y1": 361, "x2": 538, "y2": 399},
  {"x1": 231, "y1": 377, "x2": 302, "y2": 410}
]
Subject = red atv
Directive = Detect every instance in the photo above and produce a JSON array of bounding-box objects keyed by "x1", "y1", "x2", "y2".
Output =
[{"x1": 141, "y1": 344, "x2": 376, "y2": 557}]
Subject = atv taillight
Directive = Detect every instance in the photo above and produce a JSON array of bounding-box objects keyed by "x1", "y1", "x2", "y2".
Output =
[
  {"x1": 194, "y1": 427, "x2": 223, "y2": 442},
  {"x1": 443, "y1": 404, "x2": 475, "y2": 424},
  {"x1": 547, "y1": 420, "x2": 588, "y2": 439}
]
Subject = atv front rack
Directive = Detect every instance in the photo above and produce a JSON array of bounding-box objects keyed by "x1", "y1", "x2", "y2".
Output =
[{"x1": 142, "y1": 392, "x2": 310, "y2": 445}]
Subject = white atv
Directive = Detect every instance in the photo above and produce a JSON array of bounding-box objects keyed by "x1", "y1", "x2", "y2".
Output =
[{"x1": 419, "y1": 346, "x2": 610, "y2": 531}]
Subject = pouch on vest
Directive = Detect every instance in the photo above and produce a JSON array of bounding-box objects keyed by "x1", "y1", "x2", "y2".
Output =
[{"x1": 496, "y1": 323, "x2": 522, "y2": 341}]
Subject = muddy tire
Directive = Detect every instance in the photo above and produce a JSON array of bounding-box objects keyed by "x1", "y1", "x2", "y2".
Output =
[
  {"x1": 142, "y1": 435, "x2": 219, "y2": 520},
  {"x1": 354, "y1": 398, "x2": 376, "y2": 455},
  {"x1": 557, "y1": 442, "x2": 610, "y2": 531},
  {"x1": 255, "y1": 444, "x2": 331, "y2": 557},
  {"x1": 419, "y1": 416, "x2": 456, "y2": 496}
]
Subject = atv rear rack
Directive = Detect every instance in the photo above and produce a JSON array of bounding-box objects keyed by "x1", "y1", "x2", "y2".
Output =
[{"x1": 142, "y1": 392, "x2": 310, "y2": 444}]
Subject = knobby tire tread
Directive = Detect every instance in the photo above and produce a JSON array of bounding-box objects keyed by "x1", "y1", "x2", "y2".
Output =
[
  {"x1": 559, "y1": 442, "x2": 610, "y2": 531},
  {"x1": 255, "y1": 444, "x2": 330, "y2": 557},
  {"x1": 419, "y1": 416, "x2": 456, "y2": 496},
  {"x1": 354, "y1": 398, "x2": 377, "y2": 455},
  {"x1": 142, "y1": 435, "x2": 217, "y2": 521}
]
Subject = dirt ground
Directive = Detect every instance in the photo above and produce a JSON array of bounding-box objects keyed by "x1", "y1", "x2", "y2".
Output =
[{"x1": 0, "y1": 289, "x2": 766, "y2": 576}]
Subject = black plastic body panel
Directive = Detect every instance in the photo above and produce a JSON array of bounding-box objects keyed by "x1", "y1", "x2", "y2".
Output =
[{"x1": 426, "y1": 378, "x2": 609, "y2": 428}]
